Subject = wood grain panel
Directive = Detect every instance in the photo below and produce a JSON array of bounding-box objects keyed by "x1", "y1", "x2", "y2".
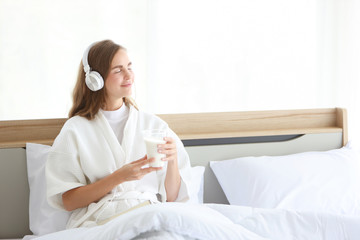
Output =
[{"x1": 0, "y1": 108, "x2": 347, "y2": 148}]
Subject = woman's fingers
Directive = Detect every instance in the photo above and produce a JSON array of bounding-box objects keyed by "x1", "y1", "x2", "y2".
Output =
[
  {"x1": 141, "y1": 166, "x2": 162, "y2": 174},
  {"x1": 159, "y1": 150, "x2": 177, "y2": 159},
  {"x1": 133, "y1": 156, "x2": 162, "y2": 170},
  {"x1": 117, "y1": 156, "x2": 163, "y2": 182},
  {"x1": 158, "y1": 138, "x2": 176, "y2": 151},
  {"x1": 157, "y1": 137, "x2": 177, "y2": 162},
  {"x1": 131, "y1": 155, "x2": 147, "y2": 164},
  {"x1": 132, "y1": 155, "x2": 156, "y2": 167}
]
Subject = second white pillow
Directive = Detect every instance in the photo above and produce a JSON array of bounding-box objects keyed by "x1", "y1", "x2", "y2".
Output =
[{"x1": 210, "y1": 145, "x2": 360, "y2": 215}]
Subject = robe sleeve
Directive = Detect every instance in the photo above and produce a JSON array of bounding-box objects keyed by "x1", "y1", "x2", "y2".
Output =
[
  {"x1": 46, "y1": 125, "x2": 87, "y2": 210},
  {"x1": 157, "y1": 128, "x2": 192, "y2": 202}
]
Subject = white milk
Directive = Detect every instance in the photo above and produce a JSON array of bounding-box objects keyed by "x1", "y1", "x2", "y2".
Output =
[{"x1": 144, "y1": 137, "x2": 166, "y2": 167}]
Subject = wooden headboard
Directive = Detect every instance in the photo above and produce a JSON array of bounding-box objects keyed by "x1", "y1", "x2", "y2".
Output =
[
  {"x1": 0, "y1": 108, "x2": 348, "y2": 239},
  {"x1": 0, "y1": 108, "x2": 348, "y2": 148}
]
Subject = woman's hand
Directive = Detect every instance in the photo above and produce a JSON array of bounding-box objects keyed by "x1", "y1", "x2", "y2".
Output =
[
  {"x1": 158, "y1": 137, "x2": 178, "y2": 163},
  {"x1": 115, "y1": 155, "x2": 162, "y2": 182},
  {"x1": 158, "y1": 137, "x2": 181, "y2": 201},
  {"x1": 62, "y1": 155, "x2": 160, "y2": 211}
]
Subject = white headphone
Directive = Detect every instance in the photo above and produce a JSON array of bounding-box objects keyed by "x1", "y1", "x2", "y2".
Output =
[{"x1": 82, "y1": 42, "x2": 104, "y2": 91}]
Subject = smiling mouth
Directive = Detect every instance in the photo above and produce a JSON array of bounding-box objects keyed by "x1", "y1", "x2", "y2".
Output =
[{"x1": 121, "y1": 83, "x2": 132, "y2": 87}]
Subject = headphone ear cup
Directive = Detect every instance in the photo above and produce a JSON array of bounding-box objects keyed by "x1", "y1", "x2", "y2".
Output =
[{"x1": 85, "y1": 71, "x2": 104, "y2": 91}]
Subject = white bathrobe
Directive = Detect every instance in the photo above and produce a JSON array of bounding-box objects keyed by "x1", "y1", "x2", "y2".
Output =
[{"x1": 46, "y1": 106, "x2": 191, "y2": 228}]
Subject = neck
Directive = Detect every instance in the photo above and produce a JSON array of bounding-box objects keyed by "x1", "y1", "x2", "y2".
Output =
[{"x1": 103, "y1": 98, "x2": 124, "y2": 111}]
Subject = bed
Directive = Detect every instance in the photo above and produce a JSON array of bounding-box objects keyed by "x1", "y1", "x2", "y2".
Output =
[{"x1": 1, "y1": 108, "x2": 359, "y2": 239}]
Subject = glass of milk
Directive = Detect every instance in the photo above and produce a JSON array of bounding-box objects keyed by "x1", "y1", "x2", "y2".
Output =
[{"x1": 143, "y1": 129, "x2": 167, "y2": 167}]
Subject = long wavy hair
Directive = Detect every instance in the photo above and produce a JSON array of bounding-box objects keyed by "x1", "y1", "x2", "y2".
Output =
[{"x1": 69, "y1": 40, "x2": 137, "y2": 120}]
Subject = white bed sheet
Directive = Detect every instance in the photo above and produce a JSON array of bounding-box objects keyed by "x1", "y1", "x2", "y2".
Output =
[{"x1": 23, "y1": 202, "x2": 360, "y2": 240}]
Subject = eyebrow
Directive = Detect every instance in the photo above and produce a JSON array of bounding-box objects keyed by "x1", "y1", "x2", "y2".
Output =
[{"x1": 111, "y1": 62, "x2": 132, "y2": 70}]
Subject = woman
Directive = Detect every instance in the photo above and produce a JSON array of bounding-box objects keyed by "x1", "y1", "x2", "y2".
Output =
[{"x1": 46, "y1": 40, "x2": 191, "y2": 228}]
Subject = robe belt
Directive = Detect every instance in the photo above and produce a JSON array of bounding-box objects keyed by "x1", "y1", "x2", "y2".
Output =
[{"x1": 111, "y1": 190, "x2": 159, "y2": 203}]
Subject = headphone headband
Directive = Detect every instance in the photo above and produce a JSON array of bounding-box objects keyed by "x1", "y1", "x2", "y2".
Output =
[
  {"x1": 82, "y1": 42, "x2": 96, "y2": 74},
  {"x1": 82, "y1": 42, "x2": 104, "y2": 91}
]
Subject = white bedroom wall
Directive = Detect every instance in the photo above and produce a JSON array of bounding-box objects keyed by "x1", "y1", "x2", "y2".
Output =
[
  {"x1": 0, "y1": 0, "x2": 359, "y2": 142},
  {"x1": 0, "y1": 0, "x2": 149, "y2": 119},
  {"x1": 334, "y1": 0, "x2": 360, "y2": 144}
]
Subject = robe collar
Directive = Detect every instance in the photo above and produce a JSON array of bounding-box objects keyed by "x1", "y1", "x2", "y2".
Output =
[{"x1": 95, "y1": 105, "x2": 139, "y2": 167}]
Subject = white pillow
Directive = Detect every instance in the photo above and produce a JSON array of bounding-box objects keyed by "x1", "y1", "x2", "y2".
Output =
[
  {"x1": 188, "y1": 166, "x2": 205, "y2": 204},
  {"x1": 26, "y1": 143, "x2": 70, "y2": 236},
  {"x1": 210, "y1": 145, "x2": 360, "y2": 215},
  {"x1": 26, "y1": 143, "x2": 205, "y2": 236}
]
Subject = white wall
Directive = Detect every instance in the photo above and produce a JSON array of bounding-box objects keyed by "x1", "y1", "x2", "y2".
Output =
[{"x1": 0, "y1": 0, "x2": 359, "y2": 142}]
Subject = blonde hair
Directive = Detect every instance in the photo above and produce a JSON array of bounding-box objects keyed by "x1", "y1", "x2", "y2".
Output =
[{"x1": 69, "y1": 40, "x2": 137, "y2": 120}]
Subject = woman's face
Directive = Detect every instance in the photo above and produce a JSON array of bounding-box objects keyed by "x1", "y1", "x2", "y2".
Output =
[{"x1": 104, "y1": 49, "x2": 134, "y2": 108}]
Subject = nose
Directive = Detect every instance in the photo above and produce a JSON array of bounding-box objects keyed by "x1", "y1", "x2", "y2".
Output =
[{"x1": 123, "y1": 69, "x2": 132, "y2": 80}]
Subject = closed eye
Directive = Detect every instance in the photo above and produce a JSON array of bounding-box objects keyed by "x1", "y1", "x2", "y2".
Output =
[
  {"x1": 113, "y1": 67, "x2": 122, "y2": 73},
  {"x1": 112, "y1": 63, "x2": 132, "y2": 73}
]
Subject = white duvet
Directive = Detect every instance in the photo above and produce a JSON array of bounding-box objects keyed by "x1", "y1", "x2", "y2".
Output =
[{"x1": 31, "y1": 202, "x2": 360, "y2": 240}]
